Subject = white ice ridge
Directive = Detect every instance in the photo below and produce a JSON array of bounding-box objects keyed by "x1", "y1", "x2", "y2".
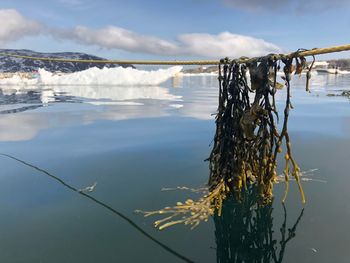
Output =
[{"x1": 0, "y1": 66, "x2": 183, "y2": 86}]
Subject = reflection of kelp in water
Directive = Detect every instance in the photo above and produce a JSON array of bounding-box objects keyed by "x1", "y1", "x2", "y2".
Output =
[{"x1": 214, "y1": 188, "x2": 304, "y2": 263}]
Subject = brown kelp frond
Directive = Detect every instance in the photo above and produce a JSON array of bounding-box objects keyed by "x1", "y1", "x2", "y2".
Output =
[
  {"x1": 208, "y1": 55, "x2": 309, "y2": 205},
  {"x1": 136, "y1": 180, "x2": 229, "y2": 230},
  {"x1": 138, "y1": 51, "x2": 313, "y2": 230}
]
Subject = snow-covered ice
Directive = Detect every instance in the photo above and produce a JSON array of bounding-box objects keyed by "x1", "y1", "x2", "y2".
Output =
[{"x1": 0, "y1": 66, "x2": 183, "y2": 86}]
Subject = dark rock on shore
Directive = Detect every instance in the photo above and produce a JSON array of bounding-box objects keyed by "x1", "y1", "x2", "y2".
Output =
[{"x1": 0, "y1": 49, "x2": 134, "y2": 73}]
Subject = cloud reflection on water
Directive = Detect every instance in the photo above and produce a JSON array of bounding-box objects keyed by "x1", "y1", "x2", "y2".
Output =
[
  {"x1": 0, "y1": 73, "x2": 350, "y2": 142},
  {"x1": 0, "y1": 84, "x2": 184, "y2": 141}
]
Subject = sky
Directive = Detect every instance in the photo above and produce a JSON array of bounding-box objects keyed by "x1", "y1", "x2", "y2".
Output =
[{"x1": 0, "y1": 0, "x2": 349, "y2": 60}]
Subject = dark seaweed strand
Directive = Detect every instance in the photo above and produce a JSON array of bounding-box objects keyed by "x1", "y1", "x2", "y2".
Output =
[{"x1": 208, "y1": 53, "x2": 306, "y2": 204}]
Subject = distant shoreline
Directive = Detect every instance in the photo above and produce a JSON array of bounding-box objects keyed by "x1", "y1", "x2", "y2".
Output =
[{"x1": 181, "y1": 58, "x2": 350, "y2": 75}]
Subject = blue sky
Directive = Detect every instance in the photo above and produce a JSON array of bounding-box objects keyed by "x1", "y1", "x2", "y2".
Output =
[{"x1": 0, "y1": 0, "x2": 349, "y2": 60}]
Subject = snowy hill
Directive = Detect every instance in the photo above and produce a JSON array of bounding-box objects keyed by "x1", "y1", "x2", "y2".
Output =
[{"x1": 0, "y1": 49, "x2": 134, "y2": 73}]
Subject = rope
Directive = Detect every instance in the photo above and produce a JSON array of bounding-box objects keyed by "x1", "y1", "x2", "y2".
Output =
[
  {"x1": 0, "y1": 43, "x2": 349, "y2": 66},
  {"x1": 235, "y1": 43, "x2": 350, "y2": 64}
]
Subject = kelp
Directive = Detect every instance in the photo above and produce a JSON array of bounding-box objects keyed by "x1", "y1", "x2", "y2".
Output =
[
  {"x1": 137, "y1": 52, "x2": 314, "y2": 230},
  {"x1": 208, "y1": 56, "x2": 306, "y2": 205}
]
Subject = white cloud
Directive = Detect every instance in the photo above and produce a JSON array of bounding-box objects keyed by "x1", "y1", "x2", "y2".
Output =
[
  {"x1": 0, "y1": 8, "x2": 281, "y2": 58},
  {"x1": 52, "y1": 26, "x2": 281, "y2": 58},
  {"x1": 177, "y1": 32, "x2": 282, "y2": 57},
  {"x1": 0, "y1": 9, "x2": 42, "y2": 45},
  {"x1": 52, "y1": 25, "x2": 179, "y2": 55}
]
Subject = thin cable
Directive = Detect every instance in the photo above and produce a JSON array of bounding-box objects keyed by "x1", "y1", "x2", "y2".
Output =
[{"x1": 0, "y1": 153, "x2": 195, "y2": 263}]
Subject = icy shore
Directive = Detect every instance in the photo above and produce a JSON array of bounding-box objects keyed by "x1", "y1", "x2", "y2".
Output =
[{"x1": 0, "y1": 66, "x2": 183, "y2": 86}]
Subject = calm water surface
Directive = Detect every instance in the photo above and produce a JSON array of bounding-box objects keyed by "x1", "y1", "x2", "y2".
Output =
[{"x1": 0, "y1": 73, "x2": 349, "y2": 262}]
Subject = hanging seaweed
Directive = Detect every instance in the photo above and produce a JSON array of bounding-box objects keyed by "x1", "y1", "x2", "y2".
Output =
[
  {"x1": 137, "y1": 52, "x2": 314, "y2": 230},
  {"x1": 208, "y1": 56, "x2": 306, "y2": 205}
]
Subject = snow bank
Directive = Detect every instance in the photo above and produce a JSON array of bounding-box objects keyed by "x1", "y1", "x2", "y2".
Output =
[{"x1": 0, "y1": 66, "x2": 183, "y2": 86}]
